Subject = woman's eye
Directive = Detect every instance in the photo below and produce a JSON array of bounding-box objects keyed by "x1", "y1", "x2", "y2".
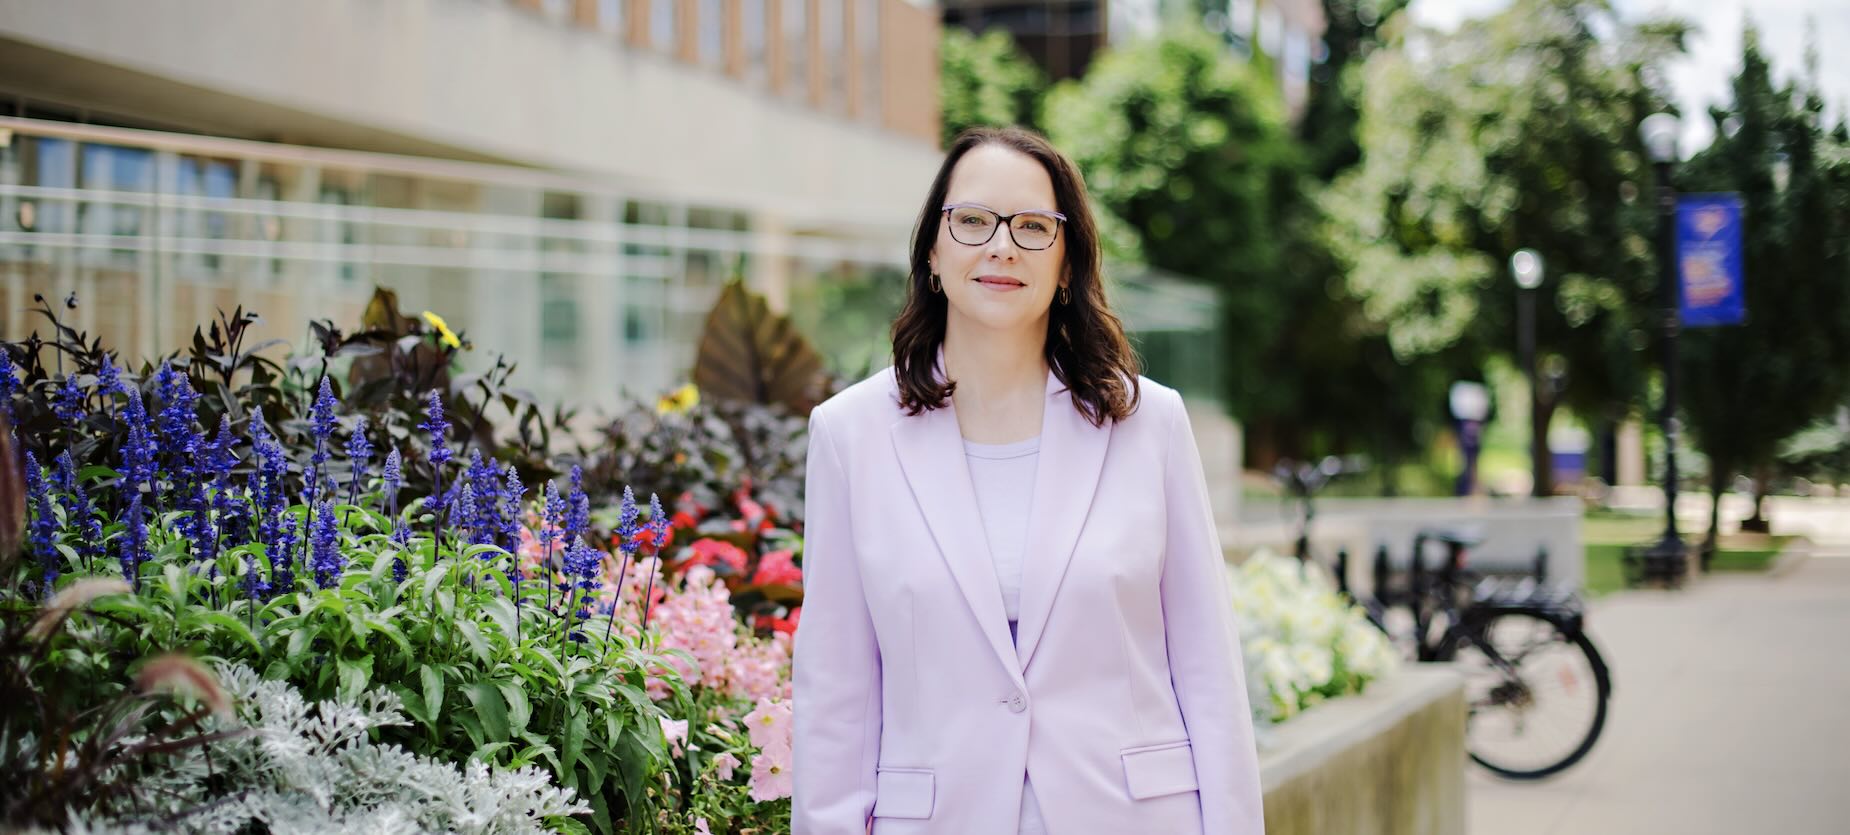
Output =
[{"x1": 1020, "y1": 220, "x2": 1049, "y2": 232}]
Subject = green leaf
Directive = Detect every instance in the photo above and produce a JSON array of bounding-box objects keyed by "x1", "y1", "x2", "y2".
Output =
[
  {"x1": 474, "y1": 741, "x2": 514, "y2": 764},
  {"x1": 463, "y1": 680, "x2": 510, "y2": 742},
  {"x1": 337, "y1": 655, "x2": 374, "y2": 699},
  {"x1": 188, "y1": 610, "x2": 263, "y2": 654},
  {"x1": 396, "y1": 687, "x2": 428, "y2": 725},
  {"x1": 457, "y1": 620, "x2": 493, "y2": 665},
  {"x1": 421, "y1": 560, "x2": 447, "y2": 602},
  {"x1": 286, "y1": 626, "x2": 313, "y2": 661},
  {"x1": 482, "y1": 596, "x2": 518, "y2": 641},
  {"x1": 498, "y1": 682, "x2": 531, "y2": 737},
  {"x1": 561, "y1": 709, "x2": 588, "y2": 787},
  {"x1": 420, "y1": 665, "x2": 445, "y2": 718}
]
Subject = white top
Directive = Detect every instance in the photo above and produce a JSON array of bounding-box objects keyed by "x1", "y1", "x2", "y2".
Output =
[
  {"x1": 962, "y1": 434, "x2": 1047, "y2": 835},
  {"x1": 963, "y1": 434, "x2": 1041, "y2": 623}
]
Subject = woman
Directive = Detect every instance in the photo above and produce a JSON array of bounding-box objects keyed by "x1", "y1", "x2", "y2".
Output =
[{"x1": 792, "y1": 127, "x2": 1264, "y2": 835}]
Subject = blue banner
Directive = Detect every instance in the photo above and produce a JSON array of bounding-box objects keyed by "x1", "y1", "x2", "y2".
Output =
[{"x1": 1676, "y1": 194, "x2": 1746, "y2": 327}]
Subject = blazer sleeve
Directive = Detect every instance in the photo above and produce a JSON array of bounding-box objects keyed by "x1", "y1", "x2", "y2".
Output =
[
  {"x1": 1159, "y1": 389, "x2": 1266, "y2": 833},
  {"x1": 791, "y1": 407, "x2": 883, "y2": 835}
]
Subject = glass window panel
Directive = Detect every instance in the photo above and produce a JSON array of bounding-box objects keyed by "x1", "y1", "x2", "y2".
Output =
[
  {"x1": 699, "y1": 0, "x2": 724, "y2": 67},
  {"x1": 652, "y1": 0, "x2": 677, "y2": 51},
  {"x1": 743, "y1": 0, "x2": 768, "y2": 84},
  {"x1": 784, "y1": 0, "x2": 808, "y2": 99}
]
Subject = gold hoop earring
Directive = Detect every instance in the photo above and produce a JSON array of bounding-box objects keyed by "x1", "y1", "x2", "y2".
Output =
[
  {"x1": 929, "y1": 273, "x2": 942, "y2": 293},
  {"x1": 1058, "y1": 285, "x2": 1070, "y2": 305}
]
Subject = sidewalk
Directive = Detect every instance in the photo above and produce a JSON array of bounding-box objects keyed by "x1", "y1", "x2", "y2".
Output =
[{"x1": 1466, "y1": 540, "x2": 1850, "y2": 834}]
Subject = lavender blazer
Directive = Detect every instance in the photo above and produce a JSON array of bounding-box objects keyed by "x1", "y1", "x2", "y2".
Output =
[{"x1": 791, "y1": 361, "x2": 1264, "y2": 835}]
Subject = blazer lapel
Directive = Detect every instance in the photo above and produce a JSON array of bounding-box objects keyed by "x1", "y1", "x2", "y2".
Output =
[
  {"x1": 1014, "y1": 369, "x2": 1111, "y2": 671},
  {"x1": 889, "y1": 376, "x2": 1026, "y2": 689}
]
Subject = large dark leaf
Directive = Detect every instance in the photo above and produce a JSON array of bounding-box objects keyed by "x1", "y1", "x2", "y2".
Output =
[
  {"x1": 692, "y1": 280, "x2": 827, "y2": 415},
  {"x1": 0, "y1": 415, "x2": 22, "y2": 567}
]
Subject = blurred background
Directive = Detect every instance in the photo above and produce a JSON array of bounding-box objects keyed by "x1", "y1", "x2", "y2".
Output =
[{"x1": 2, "y1": 1, "x2": 1848, "y2": 832}]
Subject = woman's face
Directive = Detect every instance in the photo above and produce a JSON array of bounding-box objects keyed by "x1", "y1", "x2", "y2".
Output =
[{"x1": 929, "y1": 144, "x2": 1068, "y2": 337}]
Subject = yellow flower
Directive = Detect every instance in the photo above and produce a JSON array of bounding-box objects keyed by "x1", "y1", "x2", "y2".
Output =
[
  {"x1": 657, "y1": 382, "x2": 700, "y2": 416},
  {"x1": 421, "y1": 311, "x2": 462, "y2": 349}
]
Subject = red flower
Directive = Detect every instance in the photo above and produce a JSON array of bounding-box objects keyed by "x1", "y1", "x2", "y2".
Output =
[
  {"x1": 751, "y1": 549, "x2": 803, "y2": 586},
  {"x1": 755, "y1": 607, "x2": 801, "y2": 635},
  {"x1": 683, "y1": 538, "x2": 749, "y2": 574}
]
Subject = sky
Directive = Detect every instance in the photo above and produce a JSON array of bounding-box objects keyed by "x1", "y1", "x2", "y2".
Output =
[{"x1": 1408, "y1": 0, "x2": 1850, "y2": 156}]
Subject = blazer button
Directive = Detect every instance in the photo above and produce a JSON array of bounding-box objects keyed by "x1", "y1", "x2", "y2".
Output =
[{"x1": 1007, "y1": 693, "x2": 1027, "y2": 713}]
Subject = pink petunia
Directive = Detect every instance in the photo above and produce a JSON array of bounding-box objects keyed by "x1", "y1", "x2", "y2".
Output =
[
  {"x1": 741, "y1": 697, "x2": 794, "y2": 750},
  {"x1": 749, "y1": 739, "x2": 794, "y2": 801},
  {"x1": 712, "y1": 751, "x2": 741, "y2": 781},
  {"x1": 693, "y1": 819, "x2": 712, "y2": 835},
  {"x1": 660, "y1": 716, "x2": 689, "y2": 757}
]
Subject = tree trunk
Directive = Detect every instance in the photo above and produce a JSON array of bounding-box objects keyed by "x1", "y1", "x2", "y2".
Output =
[
  {"x1": 1703, "y1": 463, "x2": 1725, "y2": 571},
  {"x1": 1531, "y1": 394, "x2": 1557, "y2": 497},
  {"x1": 1741, "y1": 463, "x2": 1774, "y2": 533}
]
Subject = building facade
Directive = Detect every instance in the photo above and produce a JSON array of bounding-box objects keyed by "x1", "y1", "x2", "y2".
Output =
[{"x1": 0, "y1": 0, "x2": 942, "y2": 411}]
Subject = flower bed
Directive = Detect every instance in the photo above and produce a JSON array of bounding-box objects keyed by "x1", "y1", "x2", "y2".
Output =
[{"x1": 1, "y1": 295, "x2": 798, "y2": 834}]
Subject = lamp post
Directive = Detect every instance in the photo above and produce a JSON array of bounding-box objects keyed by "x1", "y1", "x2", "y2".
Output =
[
  {"x1": 1640, "y1": 112, "x2": 1687, "y2": 584},
  {"x1": 1510, "y1": 248, "x2": 1545, "y2": 497}
]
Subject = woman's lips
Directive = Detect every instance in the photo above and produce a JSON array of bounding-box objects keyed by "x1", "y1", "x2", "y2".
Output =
[{"x1": 975, "y1": 277, "x2": 1026, "y2": 291}]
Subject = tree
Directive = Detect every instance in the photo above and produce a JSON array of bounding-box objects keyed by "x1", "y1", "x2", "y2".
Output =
[
  {"x1": 1325, "y1": 0, "x2": 1686, "y2": 495},
  {"x1": 1042, "y1": 28, "x2": 1300, "y2": 427},
  {"x1": 939, "y1": 27, "x2": 1046, "y2": 148},
  {"x1": 1676, "y1": 25, "x2": 1850, "y2": 548}
]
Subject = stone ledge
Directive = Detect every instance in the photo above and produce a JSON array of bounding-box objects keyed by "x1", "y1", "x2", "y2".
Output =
[{"x1": 1258, "y1": 666, "x2": 1467, "y2": 835}]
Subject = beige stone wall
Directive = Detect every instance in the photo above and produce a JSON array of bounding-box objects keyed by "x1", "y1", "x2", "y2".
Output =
[{"x1": 1259, "y1": 668, "x2": 1468, "y2": 835}]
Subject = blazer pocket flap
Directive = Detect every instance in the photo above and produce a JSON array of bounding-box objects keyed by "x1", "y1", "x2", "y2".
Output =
[
  {"x1": 872, "y1": 767, "x2": 935, "y2": 819},
  {"x1": 1120, "y1": 741, "x2": 1200, "y2": 800}
]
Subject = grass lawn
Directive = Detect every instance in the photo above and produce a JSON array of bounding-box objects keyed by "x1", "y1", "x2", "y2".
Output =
[{"x1": 1582, "y1": 510, "x2": 1795, "y2": 595}]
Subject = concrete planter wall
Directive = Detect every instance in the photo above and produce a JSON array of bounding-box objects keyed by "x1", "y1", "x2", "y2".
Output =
[
  {"x1": 1230, "y1": 497, "x2": 1585, "y2": 591},
  {"x1": 1258, "y1": 667, "x2": 1467, "y2": 835}
]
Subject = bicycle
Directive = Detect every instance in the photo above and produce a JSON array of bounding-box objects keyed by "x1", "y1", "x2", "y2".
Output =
[
  {"x1": 1370, "y1": 530, "x2": 1613, "y2": 780},
  {"x1": 1270, "y1": 459, "x2": 1614, "y2": 780}
]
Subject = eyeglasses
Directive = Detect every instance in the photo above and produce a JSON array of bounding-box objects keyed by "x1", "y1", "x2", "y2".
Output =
[{"x1": 941, "y1": 203, "x2": 1067, "y2": 251}]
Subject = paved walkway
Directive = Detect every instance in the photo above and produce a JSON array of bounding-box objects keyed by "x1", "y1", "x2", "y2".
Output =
[{"x1": 1466, "y1": 538, "x2": 1850, "y2": 834}]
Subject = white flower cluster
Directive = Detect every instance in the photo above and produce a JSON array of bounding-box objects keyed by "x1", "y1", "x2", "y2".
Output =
[
  {"x1": 1229, "y1": 550, "x2": 1400, "y2": 726},
  {"x1": 73, "y1": 663, "x2": 588, "y2": 835}
]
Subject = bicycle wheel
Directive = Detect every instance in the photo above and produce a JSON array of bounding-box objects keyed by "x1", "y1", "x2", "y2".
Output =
[{"x1": 1438, "y1": 609, "x2": 1610, "y2": 780}]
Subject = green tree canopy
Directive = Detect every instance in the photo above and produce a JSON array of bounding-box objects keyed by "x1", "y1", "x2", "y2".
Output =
[
  {"x1": 1677, "y1": 25, "x2": 1850, "y2": 542},
  {"x1": 1043, "y1": 27, "x2": 1299, "y2": 418},
  {"x1": 939, "y1": 27, "x2": 1046, "y2": 148},
  {"x1": 1326, "y1": 0, "x2": 1686, "y2": 493}
]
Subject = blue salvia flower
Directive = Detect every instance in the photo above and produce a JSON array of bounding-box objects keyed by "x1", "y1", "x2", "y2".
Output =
[
  {"x1": 54, "y1": 452, "x2": 103, "y2": 571},
  {"x1": 421, "y1": 391, "x2": 452, "y2": 519},
  {"x1": 154, "y1": 372, "x2": 203, "y2": 488},
  {"x1": 153, "y1": 362, "x2": 180, "y2": 407},
  {"x1": 345, "y1": 416, "x2": 372, "y2": 507},
  {"x1": 382, "y1": 447, "x2": 403, "y2": 515},
  {"x1": 499, "y1": 466, "x2": 523, "y2": 556},
  {"x1": 421, "y1": 390, "x2": 452, "y2": 466},
  {"x1": 541, "y1": 481, "x2": 565, "y2": 610},
  {"x1": 305, "y1": 377, "x2": 338, "y2": 504},
  {"x1": 462, "y1": 451, "x2": 503, "y2": 543},
  {"x1": 390, "y1": 521, "x2": 413, "y2": 585},
  {"x1": 95, "y1": 353, "x2": 125, "y2": 399},
  {"x1": 561, "y1": 540, "x2": 602, "y2": 642},
  {"x1": 249, "y1": 409, "x2": 291, "y2": 549},
  {"x1": 23, "y1": 452, "x2": 60, "y2": 595},
  {"x1": 456, "y1": 483, "x2": 479, "y2": 547},
  {"x1": 206, "y1": 417, "x2": 248, "y2": 551},
  {"x1": 53, "y1": 374, "x2": 85, "y2": 425},
  {"x1": 564, "y1": 465, "x2": 589, "y2": 546},
  {"x1": 269, "y1": 514, "x2": 298, "y2": 595},
  {"x1": 613, "y1": 486, "x2": 642, "y2": 556},
  {"x1": 120, "y1": 492, "x2": 149, "y2": 590},
  {"x1": 648, "y1": 492, "x2": 670, "y2": 554},
  {"x1": 309, "y1": 500, "x2": 343, "y2": 590},
  {"x1": 392, "y1": 554, "x2": 408, "y2": 584},
  {"x1": 0, "y1": 348, "x2": 19, "y2": 426},
  {"x1": 240, "y1": 549, "x2": 270, "y2": 602},
  {"x1": 119, "y1": 389, "x2": 159, "y2": 499}
]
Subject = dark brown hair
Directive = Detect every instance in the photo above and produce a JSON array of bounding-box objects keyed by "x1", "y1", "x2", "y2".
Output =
[{"x1": 890, "y1": 126, "x2": 1141, "y2": 427}]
